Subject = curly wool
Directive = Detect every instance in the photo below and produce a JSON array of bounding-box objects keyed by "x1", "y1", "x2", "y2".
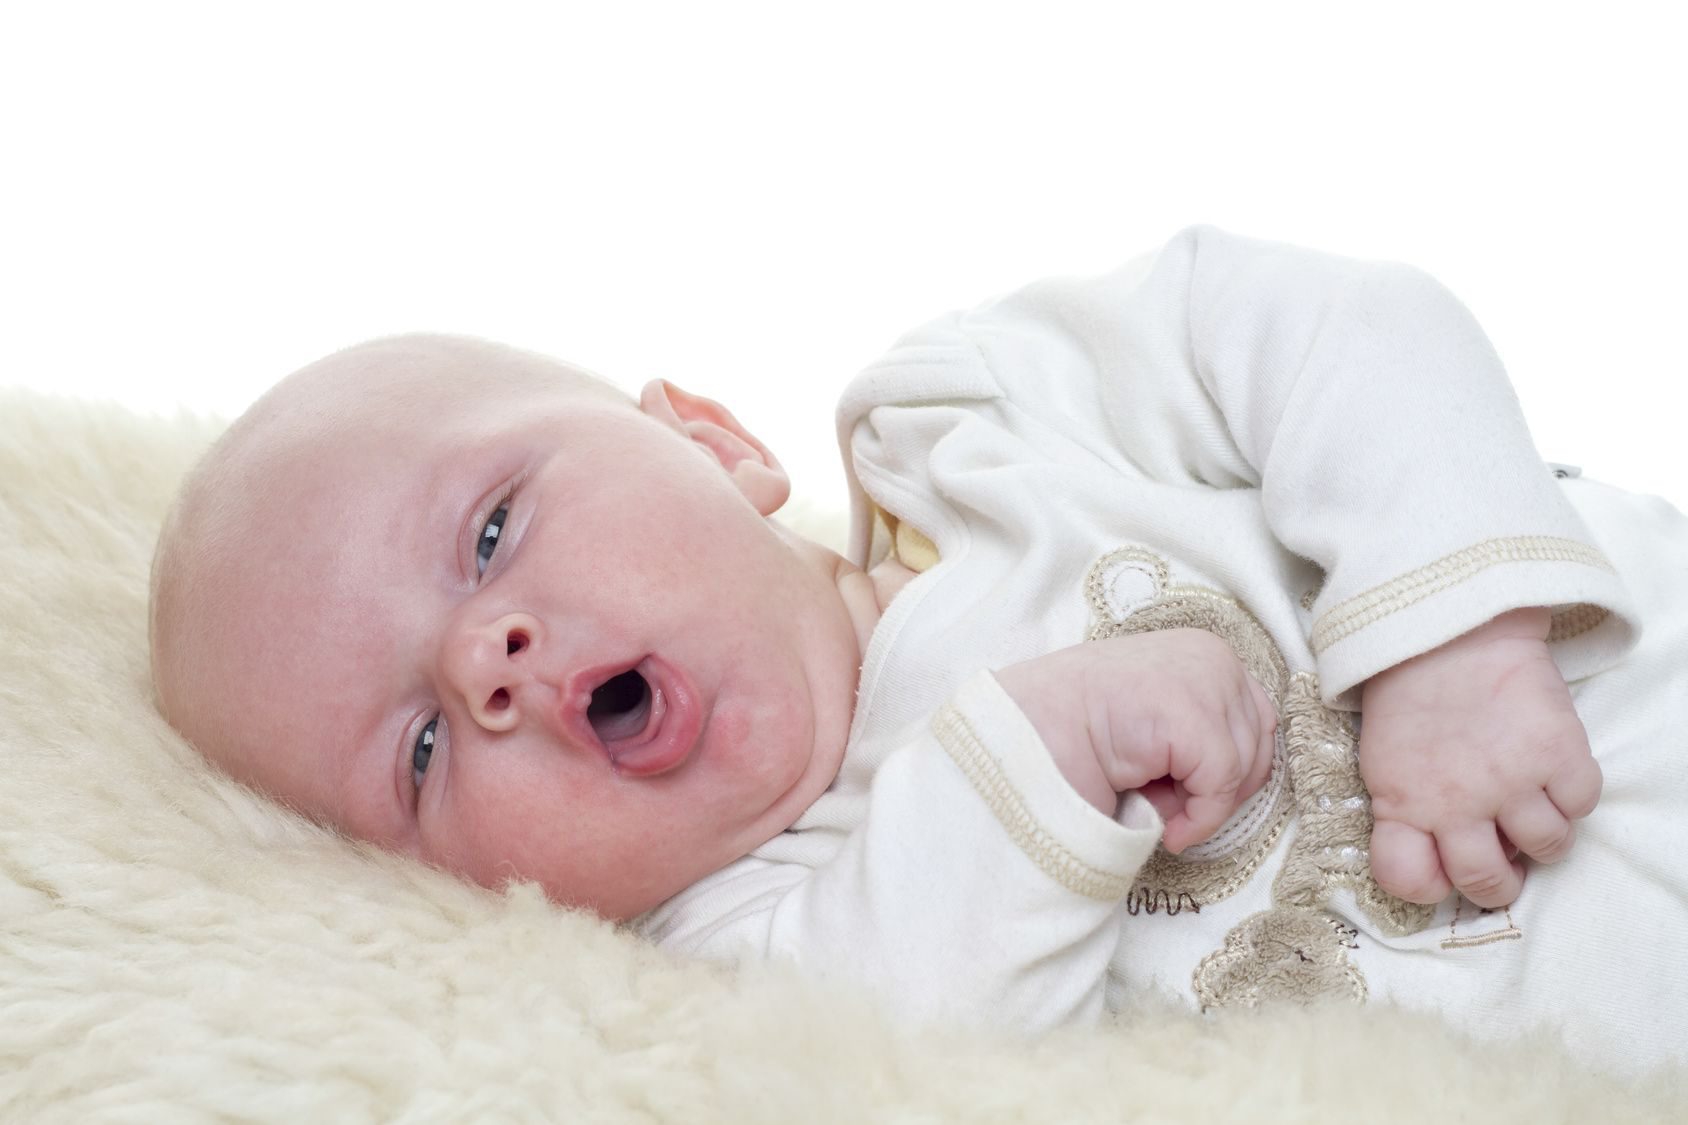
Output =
[{"x1": 0, "y1": 388, "x2": 1681, "y2": 1122}]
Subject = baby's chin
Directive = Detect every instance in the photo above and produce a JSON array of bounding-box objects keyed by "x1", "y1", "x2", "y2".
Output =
[{"x1": 543, "y1": 849, "x2": 733, "y2": 923}]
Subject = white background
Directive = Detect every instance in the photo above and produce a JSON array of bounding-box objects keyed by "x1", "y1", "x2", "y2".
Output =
[{"x1": 3, "y1": 1, "x2": 1684, "y2": 511}]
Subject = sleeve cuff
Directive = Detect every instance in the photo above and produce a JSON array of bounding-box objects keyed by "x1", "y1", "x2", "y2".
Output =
[
  {"x1": 1310, "y1": 534, "x2": 1639, "y2": 709},
  {"x1": 929, "y1": 670, "x2": 1163, "y2": 901}
]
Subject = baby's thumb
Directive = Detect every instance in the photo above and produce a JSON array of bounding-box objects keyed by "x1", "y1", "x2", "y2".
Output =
[
  {"x1": 1369, "y1": 820, "x2": 1452, "y2": 904},
  {"x1": 1137, "y1": 778, "x2": 1183, "y2": 825},
  {"x1": 1161, "y1": 791, "x2": 1229, "y2": 854}
]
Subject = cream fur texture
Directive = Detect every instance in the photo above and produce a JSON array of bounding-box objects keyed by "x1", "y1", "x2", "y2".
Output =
[{"x1": 1, "y1": 388, "x2": 1681, "y2": 1122}]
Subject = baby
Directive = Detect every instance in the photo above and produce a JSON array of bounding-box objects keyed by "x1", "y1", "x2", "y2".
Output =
[{"x1": 150, "y1": 226, "x2": 1688, "y2": 1076}]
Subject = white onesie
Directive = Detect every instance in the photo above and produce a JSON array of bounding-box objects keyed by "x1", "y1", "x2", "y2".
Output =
[{"x1": 638, "y1": 226, "x2": 1688, "y2": 1078}]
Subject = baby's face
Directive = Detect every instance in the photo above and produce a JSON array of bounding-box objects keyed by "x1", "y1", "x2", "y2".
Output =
[{"x1": 157, "y1": 339, "x2": 864, "y2": 919}]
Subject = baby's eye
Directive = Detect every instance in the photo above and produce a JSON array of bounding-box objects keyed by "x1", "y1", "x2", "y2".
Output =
[
  {"x1": 476, "y1": 504, "x2": 509, "y2": 576},
  {"x1": 412, "y1": 718, "x2": 437, "y2": 790}
]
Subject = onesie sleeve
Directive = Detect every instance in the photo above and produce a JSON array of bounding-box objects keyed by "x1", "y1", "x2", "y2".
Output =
[
  {"x1": 940, "y1": 225, "x2": 1639, "y2": 708},
  {"x1": 637, "y1": 670, "x2": 1162, "y2": 1031}
]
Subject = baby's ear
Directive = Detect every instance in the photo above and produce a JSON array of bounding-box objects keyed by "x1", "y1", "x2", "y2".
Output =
[{"x1": 638, "y1": 380, "x2": 791, "y2": 516}]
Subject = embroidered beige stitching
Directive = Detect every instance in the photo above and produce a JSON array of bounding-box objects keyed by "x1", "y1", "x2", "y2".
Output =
[
  {"x1": 931, "y1": 706, "x2": 1131, "y2": 902},
  {"x1": 1082, "y1": 549, "x2": 1294, "y2": 912},
  {"x1": 1273, "y1": 675, "x2": 1435, "y2": 938},
  {"x1": 1193, "y1": 674, "x2": 1439, "y2": 1011},
  {"x1": 1310, "y1": 536, "x2": 1617, "y2": 653},
  {"x1": 1442, "y1": 928, "x2": 1524, "y2": 949},
  {"x1": 1082, "y1": 546, "x2": 1447, "y2": 1013},
  {"x1": 1441, "y1": 900, "x2": 1523, "y2": 950},
  {"x1": 1084, "y1": 548, "x2": 1171, "y2": 622},
  {"x1": 1192, "y1": 907, "x2": 1368, "y2": 1008}
]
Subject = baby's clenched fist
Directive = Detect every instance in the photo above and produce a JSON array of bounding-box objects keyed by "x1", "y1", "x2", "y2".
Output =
[
  {"x1": 994, "y1": 631, "x2": 1277, "y2": 853},
  {"x1": 1359, "y1": 607, "x2": 1599, "y2": 909}
]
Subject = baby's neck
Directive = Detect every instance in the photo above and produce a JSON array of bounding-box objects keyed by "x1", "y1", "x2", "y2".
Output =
[
  {"x1": 772, "y1": 524, "x2": 894, "y2": 660},
  {"x1": 834, "y1": 554, "x2": 911, "y2": 657},
  {"x1": 864, "y1": 554, "x2": 918, "y2": 613}
]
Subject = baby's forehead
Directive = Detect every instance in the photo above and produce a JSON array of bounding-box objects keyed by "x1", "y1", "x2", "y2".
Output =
[
  {"x1": 266, "y1": 339, "x2": 538, "y2": 428},
  {"x1": 215, "y1": 336, "x2": 629, "y2": 576},
  {"x1": 235, "y1": 337, "x2": 609, "y2": 477},
  {"x1": 191, "y1": 332, "x2": 629, "y2": 577},
  {"x1": 334, "y1": 332, "x2": 618, "y2": 420}
]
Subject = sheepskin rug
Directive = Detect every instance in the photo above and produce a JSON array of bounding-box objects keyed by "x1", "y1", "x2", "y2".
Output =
[{"x1": 2, "y1": 387, "x2": 1682, "y2": 1123}]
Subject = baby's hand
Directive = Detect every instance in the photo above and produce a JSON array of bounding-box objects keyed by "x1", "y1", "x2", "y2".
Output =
[
  {"x1": 1358, "y1": 607, "x2": 1600, "y2": 908},
  {"x1": 996, "y1": 631, "x2": 1277, "y2": 853}
]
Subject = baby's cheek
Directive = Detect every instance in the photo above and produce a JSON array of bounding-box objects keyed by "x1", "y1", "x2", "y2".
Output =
[
  {"x1": 706, "y1": 703, "x2": 756, "y2": 763},
  {"x1": 431, "y1": 766, "x2": 547, "y2": 876}
]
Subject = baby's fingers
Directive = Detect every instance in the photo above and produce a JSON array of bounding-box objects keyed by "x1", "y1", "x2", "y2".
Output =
[
  {"x1": 1370, "y1": 820, "x2": 1452, "y2": 904},
  {"x1": 1499, "y1": 792, "x2": 1576, "y2": 864},
  {"x1": 1437, "y1": 823, "x2": 1526, "y2": 909},
  {"x1": 1163, "y1": 706, "x2": 1255, "y2": 853},
  {"x1": 1136, "y1": 778, "x2": 1184, "y2": 824},
  {"x1": 1243, "y1": 675, "x2": 1277, "y2": 800},
  {"x1": 1546, "y1": 751, "x2": 1603, "y2": 822},
  {"x1": 1161, "y1": 799, "x2": 1227, "y2": 855},
  {"x1": 1161, "y1": 756, "x2": 1242, "y2": 844}
]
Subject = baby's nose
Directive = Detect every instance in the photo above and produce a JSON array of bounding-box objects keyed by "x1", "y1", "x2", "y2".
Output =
[{"x1": 441, "y1": 611, "x2": 547, "y2": 733}]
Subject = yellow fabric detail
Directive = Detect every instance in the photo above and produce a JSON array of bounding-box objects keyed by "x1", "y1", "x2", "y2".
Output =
[
  {"x1": 895, "y1": 521, "x2": 940, "y2": 573},
  {"x1": 876, "y1": 506, "x2": 940, "y2": 573}
]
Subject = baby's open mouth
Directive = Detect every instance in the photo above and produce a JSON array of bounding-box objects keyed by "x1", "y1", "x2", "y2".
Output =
[
  {"x1": 587, "y1": 668, "x2": 652, "y2": 742},
  {"x1": 575, "y1": 656, "x2": 702, "y2": 778}
]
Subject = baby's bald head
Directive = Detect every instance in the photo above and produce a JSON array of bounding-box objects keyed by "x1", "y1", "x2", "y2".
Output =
[{"x1": 148, "y1": 333, "x2": 629, "y2": 790}]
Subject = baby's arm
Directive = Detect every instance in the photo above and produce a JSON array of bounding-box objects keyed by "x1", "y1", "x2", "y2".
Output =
[
  {"x1": 643, "y1": 632, "x2": 1274, "y2": 1029},
  {"x1": 1358, "y1": 607, "x2": 1601, "y2": 907},
  {"x1": 995, "y1": 630, "x2": 1276, "y2": 853},
  {"x1": 898, "y1": 225, "x2": 1638, "y2": 903}
]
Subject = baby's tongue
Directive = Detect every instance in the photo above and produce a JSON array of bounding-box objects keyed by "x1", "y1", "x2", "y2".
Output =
[{"x1": 604, "y1": 657, "x2": 702, "y2": 778}]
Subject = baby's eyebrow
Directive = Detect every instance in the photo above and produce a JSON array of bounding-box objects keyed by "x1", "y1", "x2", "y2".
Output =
[{"x1": 422, "y1": 447, "x2": 499, "y2": 583}]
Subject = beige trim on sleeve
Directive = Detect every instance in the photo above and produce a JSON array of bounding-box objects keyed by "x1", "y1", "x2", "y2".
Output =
[
  {"x1": 1309, "y1": 535, "x2": 1616, "y2": 654},
  {"x1": 931, "y1": 705, "x2": 1132, "y2": 902}
]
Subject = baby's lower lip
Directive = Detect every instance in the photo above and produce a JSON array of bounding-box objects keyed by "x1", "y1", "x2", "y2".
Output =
[{"x1": 603, "y1": 656, "x2": 703, "y2": 778}]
